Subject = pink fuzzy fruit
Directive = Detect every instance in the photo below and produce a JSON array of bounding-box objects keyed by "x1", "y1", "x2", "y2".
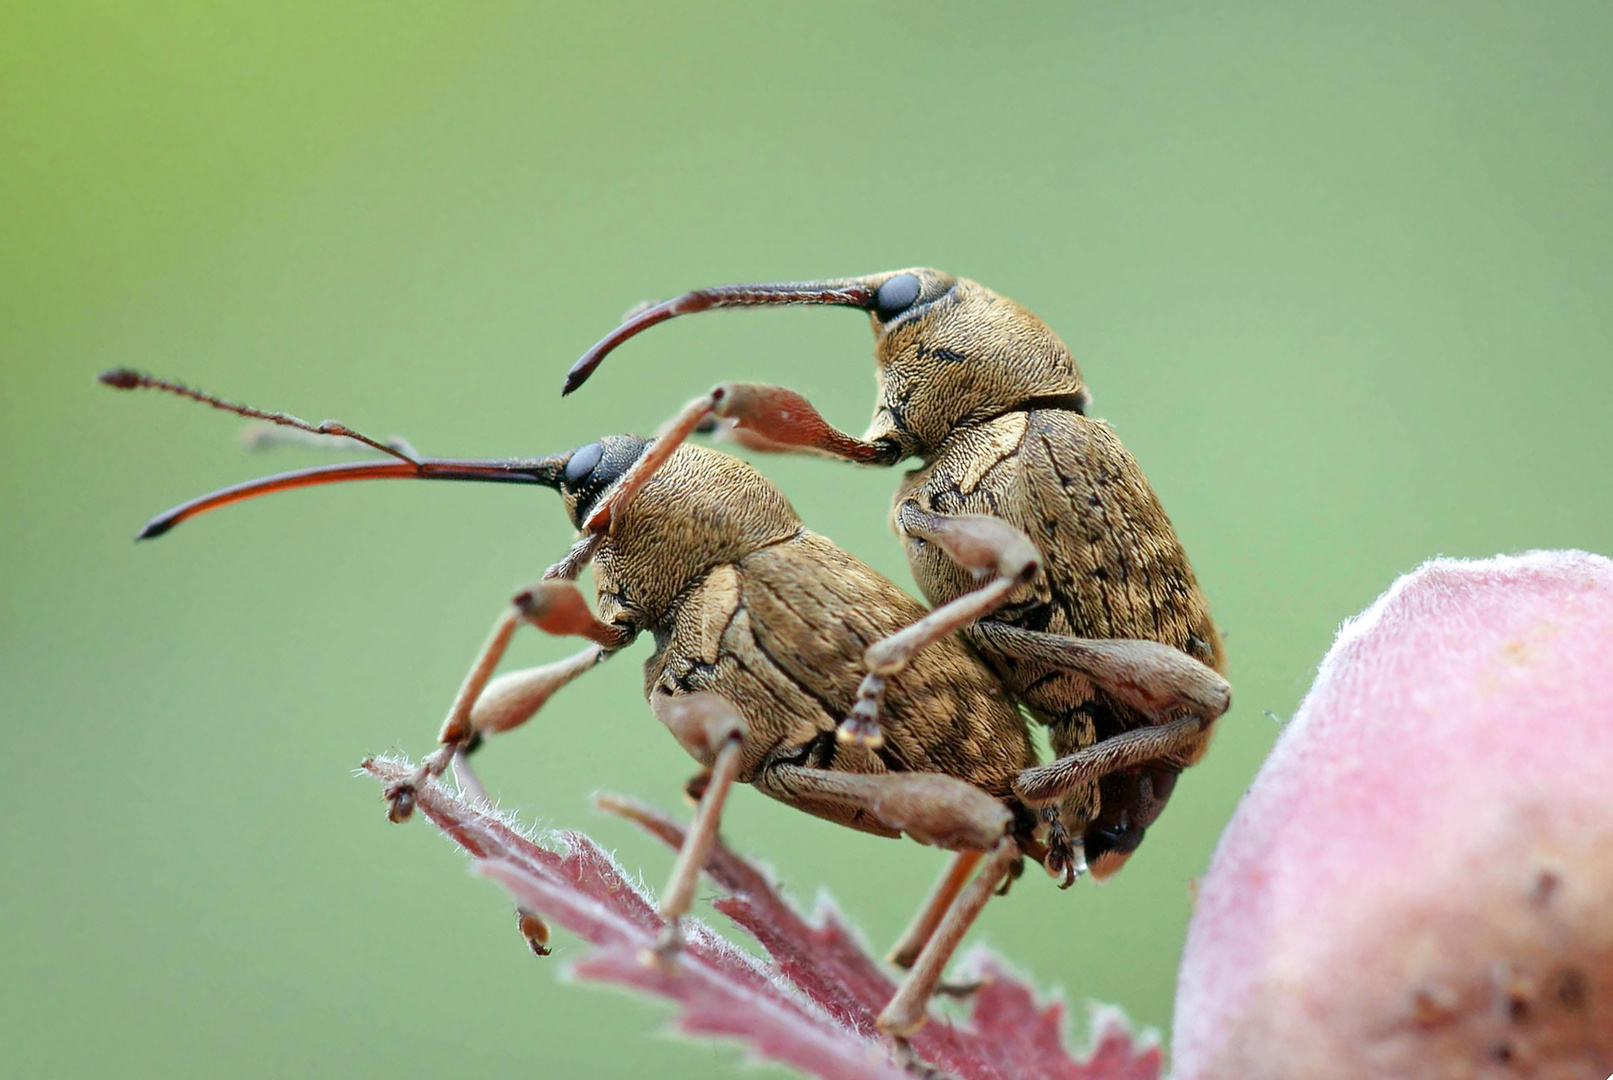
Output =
[{"x1": 1173, "y1": 551, "x2": 1613, "y2": 1080}]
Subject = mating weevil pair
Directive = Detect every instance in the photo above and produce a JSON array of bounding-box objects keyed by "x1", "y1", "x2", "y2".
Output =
[{"x1": 107, "y1": 267, "x2": 1229, "y2": 1039}]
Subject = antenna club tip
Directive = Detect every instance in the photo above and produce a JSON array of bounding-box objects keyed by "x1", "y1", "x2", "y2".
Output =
[{"x1": 99, "y1": 367, "x2": 144, "y2": 390}]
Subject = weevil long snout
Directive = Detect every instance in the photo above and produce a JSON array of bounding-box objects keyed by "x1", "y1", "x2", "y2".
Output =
[{"x1": 561, "y1": 270, "x2": 964, "y2": 394}]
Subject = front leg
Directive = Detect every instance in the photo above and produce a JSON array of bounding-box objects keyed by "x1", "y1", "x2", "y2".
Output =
[
  {"x1": 966, "y1": 622, "x2": 1231, "y2": 808},
  {"x1": 755, "y1": 763, "x2": 1019, "y2": 1037},
  {"x1": 644, "y1": 695, "x2": 748, "y2": 960},
  {"x1": 703, "y1": 382, "x2": 901, "y2": 464},
  {"x1": 880, "y1": 837, "x2": 1020, "y2": 1038},
  {"x1": 384, "y1": 580, "x2": 631, "y2": 822},
  {"x1": 839, "y1": 507, "x2": 1041, "y2": 748},
  {"x1": 574, "y1": 381, "x2": 896, "y2": 543}
]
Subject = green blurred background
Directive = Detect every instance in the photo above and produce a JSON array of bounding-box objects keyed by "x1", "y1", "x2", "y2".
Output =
[{"x1": 4, "y1": 3, "x2": 1611, "y2": 1077}]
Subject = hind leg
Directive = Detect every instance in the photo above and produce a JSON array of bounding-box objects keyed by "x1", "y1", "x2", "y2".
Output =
[
  {"x1": 757, "y1": 763, "x2": 1018, "y2": 1036},
  {"x1": 878, "y1": 838, "x2": 1021, "y2": 1037},
  {"x1": 643, "y1": 695, "x2": 748, "y2": 959},
  {"x1": 1014, "y1": 716, "x2": 1205, "y2": 806},
  {"x1": 971, "y1": 622, "x2": 1230, "y2": 727},
  {"x1": 886, "y1": 850, "x2": 983, "y2": 969}
]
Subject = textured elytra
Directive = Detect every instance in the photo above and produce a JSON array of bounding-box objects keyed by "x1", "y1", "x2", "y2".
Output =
[{"x1": 590, "y1": 442, "x2": 1035, "y2": 827}]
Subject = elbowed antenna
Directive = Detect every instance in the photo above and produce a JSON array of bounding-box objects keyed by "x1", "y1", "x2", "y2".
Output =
[
  {"x1": 135, "y1": 456, "x2": 568, "y2": 540},
  {"x1": 561, "y1": 278, "x2": 876, "y2": 395},
  {"x1": 99, "y1": 367, "x2": 419, "y2": 465},
  {"x1": 98, "y1": 365, "x2": 569, "y2": 539}
]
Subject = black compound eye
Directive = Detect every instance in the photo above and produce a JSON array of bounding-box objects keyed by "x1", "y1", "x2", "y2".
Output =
[
  {"x1": 560, "y1": 434, "x2": 649, "y2": 529},
  {"x1": 873, "y1": 273, "x2": 922, "y2": 322},
  {"x1": 564, "y1": 442, "x2": 604, "y2": 486}
]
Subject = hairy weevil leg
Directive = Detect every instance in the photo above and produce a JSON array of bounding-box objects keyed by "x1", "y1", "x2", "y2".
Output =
[
  {"x1": 879, "y1": 837, "x2": 1022, "y2": 1038},
  {"x1": 467, "y1": 646, "x2": 605, "y2": 739},
  {"x1": 1014, "y1": 716, "x2": 1205, "y2": 806},
  {"x1": 702, "y1": 382, "x2": 898, "y2": 464},
  {"x1": 887, "y1": 849, "x2": 984, "y2": 969},
  {"x1": 752, "y1": 762, "x2": 1017, "y2": 1030},
  {"x1": 760, "y1": 765, "x2": 1013, "y2": 853},
  {"x1": 582, "y1": 393, "x2": 719, "y2": 534},
  {"x1": 585, "y1": 382, "x2": 895, "y2": 542},
  {"x1": 644, "y1": 695, "x2": 748, "y2": 962},
  {"x1": 969, "y1": 621, "x2": 1231, "y2": 725},
  {"x1": 839, "y1": 507, "x2": 1041, "y2": 748},
  {"x1": 384, "y1": 606, "x2": 521, "y2": 821},
  {"x1": 384, "y1": 583, "x2": 626, "y2": 823}
]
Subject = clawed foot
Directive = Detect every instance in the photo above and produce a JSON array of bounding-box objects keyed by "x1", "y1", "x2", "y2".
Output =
[
  {"x1": 381, "y1": 744, "x2": 459, "y2": 823},
  {"x1": 995, "y1": 854, "x2": 1025, "y2": 897},
  {"x1": 639, "y1": 919, "x2": 685, "y2": 970},
  {"x1": 516, "y1": 907, "x2": 552, "y2": 957},
  {"x1": 889, "y1": 1035, "x2": 942, "y2": 1077},
  {"x1": 836, "y1": 715, "x2": 886, "y2": 749},
  {"x1": 1044, "y1": 818, "x2": 1083, "y2": 889},
  {"x1": 384, "y1": 782, "x2": 417, "y2": 823},
  {"x1": 838, "y1": 674, "x2": 888, "y2": 749}
]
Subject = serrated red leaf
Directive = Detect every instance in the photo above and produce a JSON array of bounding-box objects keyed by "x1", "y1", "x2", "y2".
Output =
[{"x1": 364, "y1": 758, "x2": 1160, "y2": 1080}]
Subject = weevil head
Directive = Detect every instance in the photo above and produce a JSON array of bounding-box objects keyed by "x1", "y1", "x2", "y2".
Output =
[
  {"x1": 562, "y1": 269, "x2": 1090, "y2": 463},
  {"x1": 549, "y1": 434, "x2": 651, "y2": 529},
  {"x1": 860, "y1": 269, "x2": 1090, "y2": 458},
  {"x1": 551, "y1": 437, "x2": 801, "y2": 626}
]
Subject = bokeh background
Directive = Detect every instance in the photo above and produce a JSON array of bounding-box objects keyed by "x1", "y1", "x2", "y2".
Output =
[{"x1": 5, "y1": 3, "x2": 1611, "y2": 1077}]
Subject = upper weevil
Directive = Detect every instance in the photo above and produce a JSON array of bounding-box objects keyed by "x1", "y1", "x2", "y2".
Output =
[{"x1": 563, "y1": 268, "x2": 1231, "y2": 880}]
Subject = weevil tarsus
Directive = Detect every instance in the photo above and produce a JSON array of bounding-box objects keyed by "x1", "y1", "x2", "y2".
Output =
[{"x1": 515, "y1": 907, "x2": 552, "y2": 958}]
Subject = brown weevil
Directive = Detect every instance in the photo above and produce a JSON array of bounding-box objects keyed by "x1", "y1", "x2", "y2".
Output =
[
  {"x1": 105, "y1": 368, "x2": 1191, "y2": 1037},
  {"x1": 564, "y1": 269, "x2": 1232, "y2": 881}
]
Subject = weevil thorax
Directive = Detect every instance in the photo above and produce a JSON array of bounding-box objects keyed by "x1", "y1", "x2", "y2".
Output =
[
  {"x1": 862, "y1": 270, "x2": 1091, "y2": 459},
  {"x1": 554, "y1": 436, "x2": 801, "y2": 626}
]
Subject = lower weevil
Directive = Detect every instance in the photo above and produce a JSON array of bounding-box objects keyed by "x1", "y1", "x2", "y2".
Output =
[{"x1": 107, "y1": 369, "x2": 1205, "y2": 1037}]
